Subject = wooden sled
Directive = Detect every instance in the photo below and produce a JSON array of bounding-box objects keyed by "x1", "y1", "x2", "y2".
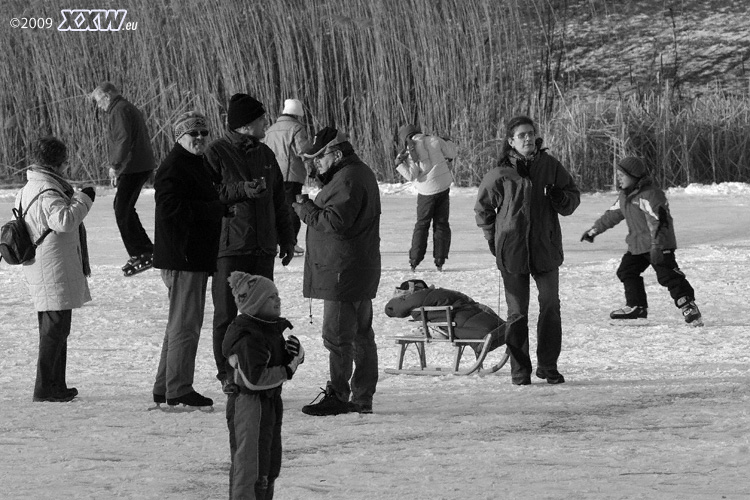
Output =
[{"x1": 384, "y1": 305, "x2": 509, "y2": 376}]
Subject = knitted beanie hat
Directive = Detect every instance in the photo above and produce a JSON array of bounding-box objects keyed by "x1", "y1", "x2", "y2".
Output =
[
  {"x1": 398, "y1": 124, "x2": 420, "y2": 147},
  {"x1": 227, "y1": 271, "x2": 278, "y2": 316},
  {"x1": 173, "y1": 111, "x2": 208, "y2": 141},
  {"x1": 396, "y1": 279, "x2": 429, "y2": 293},
  {"x1": 618, "y1": 156, "x2": 648, "y2": 179},
  {"x1": 227, "y1": 93, "x2": 265, "y2": 130},
  {"x1": 282, "y1": 99, "x2": 304, "y2": 117}
]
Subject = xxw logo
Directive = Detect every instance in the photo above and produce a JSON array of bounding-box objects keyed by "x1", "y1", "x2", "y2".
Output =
[{"x1": 58, "y1": 10, "x2": 128, "y2": 31}]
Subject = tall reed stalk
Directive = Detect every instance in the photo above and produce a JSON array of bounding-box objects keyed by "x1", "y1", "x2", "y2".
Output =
[{"x1": 1, "y1": 0, "x2": 748, "y2": 189}]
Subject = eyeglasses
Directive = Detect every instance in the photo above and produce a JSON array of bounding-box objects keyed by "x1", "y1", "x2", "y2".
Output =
[
  {"x1": 187, "y1": 130, "x2": 209, "y2": 137},
  {"x1": 313, "y1": 150, "x2": 334, "y2": 165},
  {"x1": 513, "y1": 131, "x2": 535, "y2": 140}
]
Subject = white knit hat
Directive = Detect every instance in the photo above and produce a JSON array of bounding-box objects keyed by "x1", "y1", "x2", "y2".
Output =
[{"x1": 282, "y1": 99, "x2": 304, "y2": 117}]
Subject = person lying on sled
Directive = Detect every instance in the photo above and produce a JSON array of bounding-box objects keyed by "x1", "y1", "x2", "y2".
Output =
[{"x1": 384, "y1": 279, "x2": 506, "y2": 352}]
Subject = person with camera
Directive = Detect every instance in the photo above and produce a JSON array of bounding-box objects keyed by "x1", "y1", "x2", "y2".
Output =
[
  {"x1": 205, "y1": 93, "x2": 296, "y2": 394},
  {"x1": 16, "y1": 136, "x2": 95, "y2": 402}
]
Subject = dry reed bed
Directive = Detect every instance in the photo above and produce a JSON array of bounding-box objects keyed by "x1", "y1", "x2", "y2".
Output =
[{"x1": 0, "y1": 0, "x2": 748, "y2": 189}]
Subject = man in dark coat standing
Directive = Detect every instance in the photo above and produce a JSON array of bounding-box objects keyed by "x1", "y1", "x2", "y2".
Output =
[
  {"x1": 293, "y1": 127, "x2": 381, "y2": 416},
  {"x1": 205, "y1": 93, "x2": 296, "y2": 393},
  {"x1": 152, "y1": 111, "x2": 225, "y2": 409},
  {"x1": 91, "y1": 82, "x2": 156, "y2": 276}
]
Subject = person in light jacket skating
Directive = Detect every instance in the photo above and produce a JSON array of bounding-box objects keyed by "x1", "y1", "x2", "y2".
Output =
[{"x1": 395, "y1": 124, "x2": 457, "y2": 271}]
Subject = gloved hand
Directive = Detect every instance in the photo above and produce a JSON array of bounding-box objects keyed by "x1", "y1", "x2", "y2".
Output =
[
  {"x1": 292, "y1": 198, "x2": 315, "y2": 219},
  {"x1": 544, "y1": 184, "x2": 565, "y2": 203},
  {"x1": 285, "y1": 335, "x2": 301, "y2": 357},
  {"x1": 580, "y1": 228, "x2": 597, "y2": 243},
  {"x1": 488, "y1": 238, "x2": 496, "y2": 256},
  {"x1": 279, "y1": 243, "x2": 296, "y2": 266},
  {"x1": 285, "y1": 339, "x2": 305, "y2": 379},
  {"x1": 81, "y1": 186, "x2": 96, "y2": 202},
  {"x1": 650, "y1": 244, "x2": 665, "y2": 265},
  {"x1": 394, "y1": 150, "x2": 409, "y2": 166},
  {"x1": 244, "y1": 179, "x2": 267, "y2": 199}
]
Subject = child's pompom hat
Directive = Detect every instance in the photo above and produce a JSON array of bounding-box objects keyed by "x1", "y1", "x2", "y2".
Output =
[
  {"x1": 227, "y1": 271, "x2": 278, "y2": 316},
  {"x1": 617, "y1": 156, "x2": 647, "y2": 179}
]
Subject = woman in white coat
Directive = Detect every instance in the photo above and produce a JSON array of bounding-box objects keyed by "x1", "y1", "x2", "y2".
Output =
[{"x1": 16, "y1": 137, "x2": 95, "y2": 402}]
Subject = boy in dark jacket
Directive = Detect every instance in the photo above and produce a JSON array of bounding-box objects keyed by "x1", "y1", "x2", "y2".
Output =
[
  {"x1": 581, "y1": 157, "x2": 702, "y2": 326},
  {"x1": 222, "y1": 271, "x2": 304, "y2": 500}
]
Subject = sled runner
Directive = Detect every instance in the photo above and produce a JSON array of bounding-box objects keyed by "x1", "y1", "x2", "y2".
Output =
[{"x1": 385, "y1": 305, "x2": 509, "y2": 376}]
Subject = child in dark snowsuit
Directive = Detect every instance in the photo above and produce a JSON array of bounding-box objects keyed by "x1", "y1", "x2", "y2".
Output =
[
  {"x1": 581, "y1": 157, "x2": 702, "y2": 326},
  {"x1": 384, "y1": 279, "x2": 506, "y2": 352},
  {"x1": 222, "y1": 272, "x2": 304, "y2": 500}
]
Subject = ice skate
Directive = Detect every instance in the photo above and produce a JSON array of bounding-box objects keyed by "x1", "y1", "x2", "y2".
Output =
[
  {"x1": 609, "y1": 305, "x2": 648, "y2": 320},
  {"x1": 434, "y1": 258, "x2": 445, "y2": 272},
  {"x1": 678, "y1": 298, "x2": 703, "y2": 327},
  {"x1": 293, "y1": 244, "x2": 305, "y2": 256},
  {"x1": 159, "y1": 391, "x2": 214, "y2": 412},
  {"x1": 122, "y1": 253, "x2": 153, "y2": 277}
]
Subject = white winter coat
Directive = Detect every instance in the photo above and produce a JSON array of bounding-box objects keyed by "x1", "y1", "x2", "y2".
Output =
[
  {"x1": 395, "y1": 133, "x2": 457, "y2": 195},
  {"x1": 16, "y1": 169, "x2": 93, "y2": 311}
]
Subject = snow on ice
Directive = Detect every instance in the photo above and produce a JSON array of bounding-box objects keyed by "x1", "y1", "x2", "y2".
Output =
[{"x1": 1, "y1": 183, "x2": 749, "y2": 499}]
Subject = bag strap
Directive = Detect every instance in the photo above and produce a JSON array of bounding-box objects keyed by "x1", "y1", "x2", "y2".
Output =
[{"x1": 17, "y1": 188, "x2": 64, "y2": 245}]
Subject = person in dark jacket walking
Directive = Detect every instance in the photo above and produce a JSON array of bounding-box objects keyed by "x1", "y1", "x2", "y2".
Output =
[
  {"x1": 475, "y1": 116, "x2": 580, "y2": 386},
  {"x1": 152, "y1": 112, "x2": 225, "y2": 409},
  {"x1": 90, "y1": 82, "x2": 156, "y2": 276},
  {"x1": 205, "y1": 93, "x2": 296, "y2": 394},
  {"x1": 581, "y1": 156, "x2": 703, "y2": 326},
  {"x1": 293, "y1": 126, "x2": 381, "y2": 416},
  {"x1": 223, "y1": 271, "x2": 304, "y2": 500}
]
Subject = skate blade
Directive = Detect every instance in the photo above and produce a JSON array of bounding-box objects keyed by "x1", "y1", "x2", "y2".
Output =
[
  {"x1": 147, "y1": 403, "x2": 214, "y2": 413},
  {"x1": 124, "y1": 265, "x2": 153, "y2": 277}
]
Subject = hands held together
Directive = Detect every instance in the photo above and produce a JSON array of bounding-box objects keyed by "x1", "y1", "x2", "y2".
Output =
[{"x1": 285, "y1": 335, "x2": 305, "y2": 379}]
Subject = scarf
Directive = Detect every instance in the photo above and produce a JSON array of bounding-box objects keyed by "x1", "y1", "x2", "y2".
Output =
[{"x1": 30, "y1": 165, "x2": 91, "y2": 277}]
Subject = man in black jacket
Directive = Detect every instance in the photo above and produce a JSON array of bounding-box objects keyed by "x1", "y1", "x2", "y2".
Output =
[
  {"x1": 205, "y1": 93, "x2": 296, "y2": 393},
  {"x1": 91, "y1": 82, "x2": 156, "y2": 276},
  {"x1": 151, "y1": 111, "x2": 225, "y2": 409},
  {"x1": 293, "y1": 127, "x2": 381, "y2": 415}
]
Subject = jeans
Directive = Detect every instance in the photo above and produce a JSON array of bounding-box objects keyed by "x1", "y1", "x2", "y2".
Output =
[
  {"x1": 616, "y1": 251, "x2": 695, "y2": 308},
  {"x1": 153, "y1": 270, "x2": 208, "y2": 399},
  {"x1": 212, "y1": 255, "x2": 275, "y2": 381},
  {"x1": 114, "y1": 170, "x2": 153, "y2": 257},
  {"x1": 409, "y1": 188, "x2": 451, "y2": 266},
  {"x1": 34, "y1": 310, "x2": 72, "y2": 398},
  {"x1": 501, "y1": 269, "x2": 562, "y2": 381},
  {"x1": 283, "y1": 182, "x2": 303, "y2": 244},
  {"x1": 322, "y1": 299, "x2": 379, "y2": 405}
]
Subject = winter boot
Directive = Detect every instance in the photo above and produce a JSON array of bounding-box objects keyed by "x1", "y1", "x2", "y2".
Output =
[
  {"x1": 536, "y1": 368, "x2": 565, "y2": 384},
  {"x1": 677, "y1": 297, "x2": 703, "y2": 327},
  {"x1": 610, "y1": 305, "x2": 648, "y2": 319},
  {"x1": 301, "y1": 386, "x2": 354, "y2": 416}
]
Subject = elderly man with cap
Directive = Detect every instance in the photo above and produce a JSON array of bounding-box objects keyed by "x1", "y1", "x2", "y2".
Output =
[
  {"x1": 151, "y1": 111, "x2": 225, "y2": 409},
  {"x1": 90, "y1": 82, "x2": 156, "y2": 277},
  {"x1": 205, "y1": 93, "x2": 296, "y2": 394},
  {"x1": 292, "y1": 126, "x2": 381, "y2": 416},
  {"x1": 394, "y1": 124, "x2": 457, "y2": 271},
  {"x1": 263, "y1": 98, "x2": 312, "y2": 256}
]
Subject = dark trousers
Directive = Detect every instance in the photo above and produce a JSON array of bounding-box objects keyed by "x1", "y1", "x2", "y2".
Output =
[
  {"x1": 322, "y1": 299, "x2": 379, "y2": 405},
  {"x1": 114, "y1": 170, "x2": 153, "y2": 257},
  {"x1": 212, "y1": 254, "x2": 275, "y2": 381},
  {"x1": 616, "y1": 251, "x2": 695, "y2": 308},
  {"x1": 283, "y1": 182, "x2": 303, "y2": 243},
  {"x1": 34, "y1": 310, "x2": 72, "y2": 398},
  {"x1": 409, "y1": 188, "x2": 451, "y2": 266},
  {"x1": 501, "y1": 269, "x2": 562, "y2": 381},
  {"x1": 227, "y1": 392, "x2": 282, "y2": 500}
]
